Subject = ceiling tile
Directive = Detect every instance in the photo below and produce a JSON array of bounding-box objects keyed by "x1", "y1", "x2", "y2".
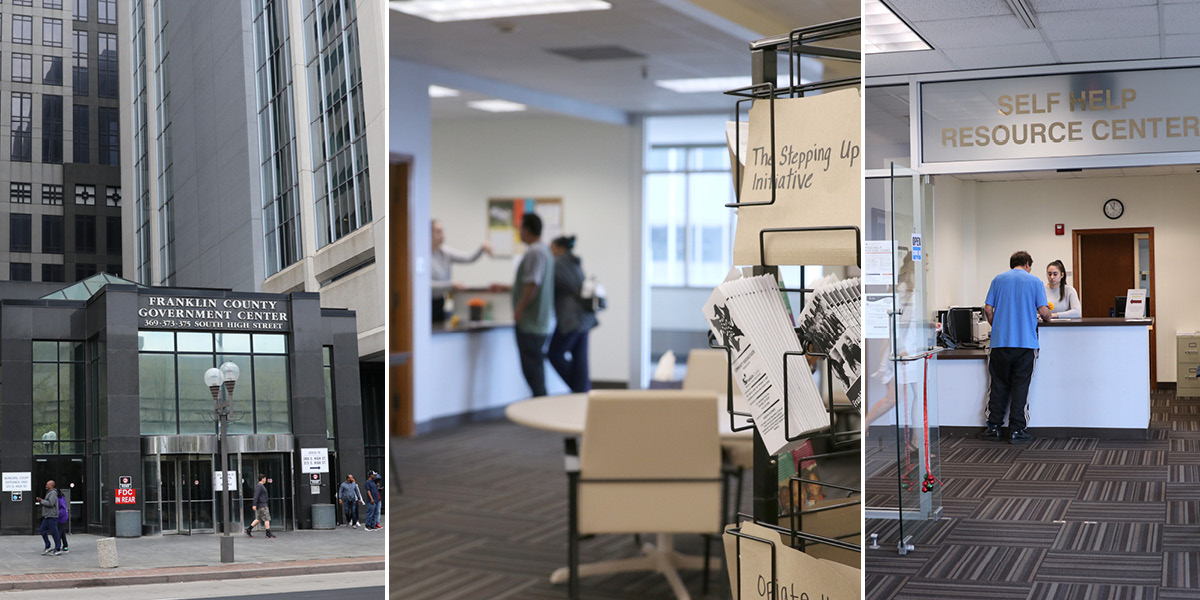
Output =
[
  {"x1": 944, "y1": 42, "x2": 1055, "y2": 70},
  {"x1": 913, "y1": 15, "x2": 1044, "y2": 49},
  {"x1": 1030, "y1": 0, "x2": 1157, "y2": 13},
  {"x1": 888, "y1": 0, "x2": 1012, "y2": 23},
  {"x1": 1036, "y1": 6, "x2": 1159, "y2": 42},
  {"x1": 1052, "y1": 36, "x2": 1160, "y2": 63},
  {"x1": 866, "y1": 49, "x2": 955, "y2": 77},
  {"x1": 1162, "y1": 3, "x2": 1200, "y2": 35}
]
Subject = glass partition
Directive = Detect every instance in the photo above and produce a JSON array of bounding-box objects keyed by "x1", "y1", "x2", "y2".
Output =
[{"x1": 864, "y1": 162, "x2": 942, "y2": 553}]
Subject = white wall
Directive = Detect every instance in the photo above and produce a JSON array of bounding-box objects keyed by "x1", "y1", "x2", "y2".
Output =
[
  {"x1": 934, "y1": 172, "x2": 1200, "y2": 381},
  {"x1": 430, "y1": 115, "x2": 637, "y2": 384}
]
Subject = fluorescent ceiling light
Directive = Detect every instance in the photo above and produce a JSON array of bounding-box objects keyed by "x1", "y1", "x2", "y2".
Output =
[
  {"x1": 467, "y1": 99, "x2": 527, "y2": 112},
  {"x1": 389, "y1": 0, "x2": 611, "y2": 23},
  {"x1": 655, "y1": 75, "x2": 813, "y2": 95},
  {"x1": 863, "y1": 0, "x2": 931, "y2": 54},
  {"x1": 428, "y1": 85, "x2": 461, "y2": 98}
]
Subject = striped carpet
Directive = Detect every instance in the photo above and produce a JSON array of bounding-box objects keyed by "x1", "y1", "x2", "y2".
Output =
[
  {"x1": 390, "y1": 420, "x2": 752, "y2": 599},
  {"x1": 867, "y1": 388, "x2": 1200, "y2": 599}
]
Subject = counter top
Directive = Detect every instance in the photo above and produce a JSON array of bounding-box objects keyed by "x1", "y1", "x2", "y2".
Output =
[
  {"x1": 939, "y1": 348, "x2": 988, "y2": 360},
  {"x1": 1039, "y1": 317, "x2": 1153, "y2": 327},
  {"x1": 432, "y1": 321, "x2": 515, "y2": 334}
]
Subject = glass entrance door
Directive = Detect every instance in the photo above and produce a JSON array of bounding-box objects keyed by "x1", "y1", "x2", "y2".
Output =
[
  {"x1": 159, "y1": 455, "x2": 214, "y2": 534},
  {"x1": 235, "y1": 453, "x2": 292, "y2": 531}
]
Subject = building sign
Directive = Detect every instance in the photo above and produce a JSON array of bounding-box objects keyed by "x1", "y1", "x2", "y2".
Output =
[
  {"x1": 300, "y1": 448, "x2": 329, "y2": 474},
  {"x1": 1, "y1": 472, "x2": 31, "y2": 492},
  {"x1": 115, "y1": 488, "x2": 137, "y2": 504},
  {"x1": 921, "y1": 68, "x2": 1200, "y2": 163},
  {"x1": 213, "y1": 471, "x2": 238, "y2": 492},
  {"x1": 118, "y1": 476, "x2": 132, "y2": 489},
  {"x1": 137, "y1": 295, "x2": 290, "y2": 332}
]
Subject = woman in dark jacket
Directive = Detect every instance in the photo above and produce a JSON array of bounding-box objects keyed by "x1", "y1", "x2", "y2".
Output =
[{"x1": 547, "y1": 236, "x2": 597, "y2": 393}]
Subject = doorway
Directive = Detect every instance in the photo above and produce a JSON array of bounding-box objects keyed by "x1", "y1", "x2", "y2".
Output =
[
  {"x1": 1074, "y1": 227, "x2": 1157, "y2": 388},
  {"x1": 233, "y1": 453, "x2": 292, "y2": 531},
  {"x1": 390, "y1": 155, "x2": 414, "y2": 437},
  {"x1": 32, "y1": 456, "x2": 85, "y2": 534},
  {"x1": 159, "y1": 455, "x2": 215, "y2": 534}
]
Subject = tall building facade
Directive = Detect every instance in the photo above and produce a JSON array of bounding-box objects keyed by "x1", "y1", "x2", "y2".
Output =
[
  {"x1": 0, "y1": 0, "x2": 124, "y2": 285},
  {"x1": 118, "y1": 0, "x2": 387, "y2": 477}
]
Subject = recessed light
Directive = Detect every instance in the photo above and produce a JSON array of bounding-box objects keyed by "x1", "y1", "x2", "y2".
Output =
[
  {"x1": 863, "y1": 0, "x2": 931, "y2": 54},
  {"x1": 428, "y1": 85, "x2": 461, "y2": 98},
  {"x1": 389, "y1": 0, "x2": 612, "y2": 23},
  {"x1": 654, "y1": 75, "x2": 812, "y2": 94},
  {"x1": 467, "y1": 99, "x2": 527, "y2": 112}
]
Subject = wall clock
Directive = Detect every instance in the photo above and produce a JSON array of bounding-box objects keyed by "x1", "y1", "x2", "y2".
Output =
[{"x1": 1104, "y1": 198, "x2": 1123, "y2": 220}]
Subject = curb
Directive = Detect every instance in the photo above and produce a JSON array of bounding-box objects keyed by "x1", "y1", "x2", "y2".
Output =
[{"x1": 0, "y1": 556, "x2": 384, "y2": 591}]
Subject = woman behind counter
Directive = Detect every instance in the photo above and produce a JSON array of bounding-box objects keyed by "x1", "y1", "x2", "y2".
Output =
[
  {"x1": 431, "y1": 219, "x2": 491, "y2": 323},
  {"x1": 547, "y1": 235, "x2": 597, "y2": 393},
  {"x1": 1045, "y1": 259, "x2": 1081, "y2": 318}
]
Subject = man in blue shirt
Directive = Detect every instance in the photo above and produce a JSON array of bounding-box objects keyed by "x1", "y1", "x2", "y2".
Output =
[
  {"x1": 363, "y1": 472, "x2": 382, "y2": 531},
  {"x1": 979, "y1": 251, "x2": 1052, "y2": 444}
]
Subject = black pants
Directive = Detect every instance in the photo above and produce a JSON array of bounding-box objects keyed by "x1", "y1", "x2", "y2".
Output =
[
  {"x1": 548, "y1": 329, "x2": 591, "y2": 393},
  {"x1": 987, "y1": 347, "x2": 1036, "y2": 431},
  {"x1": 516, "y1": 332, "x2": 548, "y2": 397}
]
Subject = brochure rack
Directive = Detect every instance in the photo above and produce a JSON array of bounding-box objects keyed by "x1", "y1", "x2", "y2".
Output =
[{"x1": 713, "y1": 19, "x2": 862, "y2": 594}]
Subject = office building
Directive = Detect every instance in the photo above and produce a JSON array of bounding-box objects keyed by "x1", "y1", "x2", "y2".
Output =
[
  {"x1": 118, "y1": 0, "x2": 387, "y2": 482},
  {"x1": 0, "y1": 0, "x2": 122, "y2": 284}
]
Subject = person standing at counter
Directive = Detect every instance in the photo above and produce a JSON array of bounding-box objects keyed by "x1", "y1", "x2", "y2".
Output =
[
  {"x1": 547, "y1": 235, "x2": 598, "y2": 393},
  {"x1": 1045, "y1": 259, "x2": 1082, "y2": 319},
  {"x1": 979, "y1": 251, "x2": 1052, "y2": 444},
  {"x1": 431, "y1": 219, "x2": 492, "y2": 322},
  {"x1": 506, "y1": 213, "x2": 555, "y2": 397}
]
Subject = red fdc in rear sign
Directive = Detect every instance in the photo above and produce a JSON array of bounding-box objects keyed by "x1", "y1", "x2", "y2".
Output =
[{"x1": 115, "y1": 488, "x2": 136, "y2": 504}]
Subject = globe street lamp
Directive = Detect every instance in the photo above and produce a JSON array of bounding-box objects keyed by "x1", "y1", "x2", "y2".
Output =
[{"x1": 206, "y1": 362, "x2": 239, "y2": 563}]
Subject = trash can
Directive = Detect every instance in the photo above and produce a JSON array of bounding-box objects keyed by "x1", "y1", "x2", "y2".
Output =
[
  {"x1": 115, "y1": 510, "x2": 141, "y2": 538},
  {"x1": 312, "y1": 503, "x2": 335, "y2": 530}
]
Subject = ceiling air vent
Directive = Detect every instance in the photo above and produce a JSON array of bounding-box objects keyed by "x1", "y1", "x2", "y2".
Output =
[{"x1": 547, "y1": 45, "x2": 645, "y2": 61}]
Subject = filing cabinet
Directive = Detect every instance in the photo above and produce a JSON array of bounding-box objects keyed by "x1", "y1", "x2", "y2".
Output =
[{"x1": 1179, "y1": 334, "x2": 1200, "y2": 397}]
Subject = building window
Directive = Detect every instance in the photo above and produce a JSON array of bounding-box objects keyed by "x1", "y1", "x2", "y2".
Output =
[
  {"x1": 10, "y1": 213, "x2": 32, "y2": 252},
  {"x1": 11, "y1": 92, "x2": 33, "y2": 162},
  {"x1": 303, "y1": 0, "x2": 371, "y2": 248},
  {"x1": 43, "y1": 55, "x2": 63, "y2": 85},
  {"x1": 74, "y1": 263, "x2": 95, "y2": 280},
  {"x1": 105, "y1": 186, "x2": 120, "y2": 206},
  {"x1": 97, "y1": 0, "x2": 115, "y2": 24},
  {"x1": 43, "y1": 18, "x2": 63, "y2": 47},
  {"x1": 106, "y1": 215, "x2": 120, "y2": 254},
  {"x1": 10, "y1": 182, "x2": 32, "y2": 204},
  {"x1": 42, "y1": 95, "x2": 63, "y2": 164},
  {"x1": 98, "y1": 107, "x2": 118, "y2": 164},
  {"x1": 72, "y1": 30, "x2": 87, "y2": 95},
  {"x1": 74, "y1": 214, "x2": 96, "y2": 253},
  {"x1": 42, "y1": 263, "x2": 64, "y2": 282},
  {"x1": 14, "y1": 0, "x2": 36, "y2": 7},
  {"x1": 42, "y1": 184, "x2": 62, "y2": 205},
  {"x1": 323, "y1": 346, "x2": 335, "y2": 445},
  {"x1": 13, "y1": 15, "x2": 33, "y2": 44},
  {"x1": 42, "y1": 214, "x2": 63, "y2": 253},
  {"x1": 137, "y1": 332, "x2": 291, "y2": 435},
  {"x1": 73, "y1": 104, "x2": 88, "y2": 162},
  {"x1": 97, "y1": 31, "x2": 116, "y2": 97},
  {"x1": 73, "y1": 0, "x2": 88, "y2": 21},
  {"x1": 74, "y1": 184, "x2": 95, "y2": 205},
  {"x1": 12, "y1": 53, "x2": 33, "y2": 83},
  {"x1": 45, "y1": 0, "x2": 65, "y2": 9},
  {"x1": 11, "y1": 263, "x2": 33, "y2": 281}
]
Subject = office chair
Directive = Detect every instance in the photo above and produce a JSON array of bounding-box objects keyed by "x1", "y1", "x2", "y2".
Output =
[{"x1": 562, "y1": 389, "x2": 723, "y2": 600}]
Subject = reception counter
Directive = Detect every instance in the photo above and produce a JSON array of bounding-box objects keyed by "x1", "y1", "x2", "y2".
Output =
[{"x1": 938, "y1": 318, "x2": 1152, "y2": 436}]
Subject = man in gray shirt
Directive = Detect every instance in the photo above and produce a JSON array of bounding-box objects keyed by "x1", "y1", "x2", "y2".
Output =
[{"x1": 509, "y1": 213, "x2": 555, "y2": 396}]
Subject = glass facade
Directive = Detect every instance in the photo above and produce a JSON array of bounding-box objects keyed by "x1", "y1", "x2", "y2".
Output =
[
  {"x1": 132, "y1": 0, "x2": 152, "y2": 284},
  {"x1": 137, "y1": 332, "x2": 290, "y2": 435},
  {"x1": 32, "y1": 341, "x2": 85, "y2": 455},
  {"x1": 253, "y1": 0, "x2": 302, "y2": 276},
  {"x1": 303, "y1": 0, "x2": 371, "y2": 248},
  {"x1": 153, "y1": 0, "x2": 175, "y2": 284}
]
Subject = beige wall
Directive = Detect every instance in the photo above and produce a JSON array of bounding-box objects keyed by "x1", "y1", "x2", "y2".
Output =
[
  {"x1": 430, "y1": 115, "x2": 637, "y2": 384},
  {"x1": 934, "y1": 172, "x2": 1200, "y2": 381}
]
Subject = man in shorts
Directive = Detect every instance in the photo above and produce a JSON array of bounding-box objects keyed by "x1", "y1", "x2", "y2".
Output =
[{"x1": 245, "y1": 474, "x2": 276, "y2": 538}]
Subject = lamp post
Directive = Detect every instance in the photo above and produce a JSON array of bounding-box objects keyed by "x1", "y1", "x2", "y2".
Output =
[{"x1": 205, "y1": 362, "x2": 240, "y2": 563}]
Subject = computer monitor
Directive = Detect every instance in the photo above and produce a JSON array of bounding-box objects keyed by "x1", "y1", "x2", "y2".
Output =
[
  {"x1": 946, "y1": 307, "x2": 975, "y2": 344},
  {"x1": 1114, "y1": 296, "x2": 1127, "y2": 318}
]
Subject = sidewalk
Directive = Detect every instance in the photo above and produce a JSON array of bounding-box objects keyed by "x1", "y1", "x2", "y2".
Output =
[{"x1": 0, "y1": 524, "x2": 384, "y2": 591}]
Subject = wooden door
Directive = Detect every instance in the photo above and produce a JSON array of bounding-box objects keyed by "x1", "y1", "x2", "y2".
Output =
[
  {"x1": 390, "y1": 157, "x2": 415, "y2": 437},
  {"x1": 1074, "y1": 227, "x2": 1156, "y2": 389}
]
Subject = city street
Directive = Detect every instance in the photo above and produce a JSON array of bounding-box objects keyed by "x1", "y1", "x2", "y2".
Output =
[{"x1": 0, "y1": 572, "x2": 384, "y2": 599}]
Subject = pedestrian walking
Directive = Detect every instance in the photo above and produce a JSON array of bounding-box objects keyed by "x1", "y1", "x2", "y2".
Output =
[
  {"x1": 364, "y1": 472, "x2": 382, "y2": 531},
  {"x1": 56, "y1": 489, "x2": 69, "y2": 553},
  {"x1": 338, "y1": 474, "x2": 363, "y2": 528},
  {"x1": 35, "y1": 480, "x2": 62, "y2": 555},
  {"x1": 244, "y1": 474, "x2": 276, "y2": 538}
]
